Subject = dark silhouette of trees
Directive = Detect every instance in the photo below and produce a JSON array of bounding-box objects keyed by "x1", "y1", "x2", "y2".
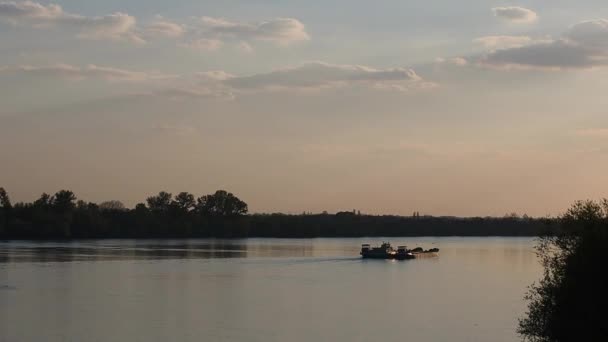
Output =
[
  {"x1": 51, "y1": 190, "x2": 77, "y2": 237},
  {"x1": 0, "y1": 187, "x2": 10, "y2": 234},
  {"x1": 0, "y1": 187, "x2": 11, "y2": 209},
  {"x1": 52, "y1": 190, "x2": 77, "y2": 213},
  {"x1": 0, "y1": 187, "x2": 550, "y2": 239},
  {"x1": 196, "y1": 190, "x2": 248, "y2": 217},
  {"x1": 146, "y1": 191, "x2": 172, "y2": 212},
  {"x1": 99, "y1": 200, "x2": 126, "y2": 211},
  {"x1": 519, "y1": 200, "x2": 608, "y2": 341},
  {"x1": 135, "y1": 203, "x2": 148, "y2": 212},
  {"x1": 173, "y1": 192, "x2": 195, "y2": 212},
  {"x1": 34, "y1": 193, "x2": 52, "y2": 208}
]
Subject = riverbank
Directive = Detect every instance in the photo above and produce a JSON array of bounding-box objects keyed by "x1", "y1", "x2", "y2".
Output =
[{"x1": 1, "y1": 213, "x2": 552, "y2": 240}]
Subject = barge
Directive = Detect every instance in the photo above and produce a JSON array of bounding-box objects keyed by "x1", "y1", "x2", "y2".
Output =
[{"x1": 360, "y1": 242, "x2": 439, "y2": 260}]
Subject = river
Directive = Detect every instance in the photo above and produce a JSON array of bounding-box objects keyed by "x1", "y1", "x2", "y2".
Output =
[{"x1": 0, "y1": 237, "x2": 540, "y2": 342}]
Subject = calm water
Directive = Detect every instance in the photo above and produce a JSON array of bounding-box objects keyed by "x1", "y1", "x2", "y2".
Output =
[{"x1": 0, "y1": 238, "x2": 540, "y2": 342}]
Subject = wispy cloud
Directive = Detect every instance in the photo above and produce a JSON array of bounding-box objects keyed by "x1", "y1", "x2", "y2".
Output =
[
  {"x1": 0, "y1": 1, "x2": 143, "y2": 43},
  {"x1": 473, "y1": 35, "x2": 535, "y2": 50},
  {"x1": 197, "y1": 16, "x2": 310, "y2": 45},
  {"x1": 175, "y1": 16, "x2": 310, "y2": 52},
  {"x1": 144, "y1": 17, "x2": 185, "y2": 38},
  {"x1": 151, "y1": 62, "x2": 430, "y2": 99},
  {"x1": 435, "y1": 57, "x2": 468, "y2": 66},
  {"x1": 492, "y1": 6, "x2": 538, "y2": 23},
  {"x1": 223, "y1": 62, "x2": 425, "y2": 92},
  {"x1": 0, "y1": 2, "x2": 311, "y2": 50},
  {"x1": 0, "y1": 61, "x2": 430, "y2": 100},
  {"x1": 477, "y1": 19, "x2": 608, "y2": 70},
  {"x1": 0, "y1": 64, "x2": 174, "y2": 82},
  {"x1": 178, "y1": 38, "x2": 223, "y2": 52}
]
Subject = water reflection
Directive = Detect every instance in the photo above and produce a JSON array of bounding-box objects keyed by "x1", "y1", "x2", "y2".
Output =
[
  {"x1": 0, "y1": 238, "x2": 541, "y2": 342},
  {"x1": 0, "y1": 240, "x2": 322, "y2": 263},
  {"x1": 0, "y1": 238, "x2": 538, "y2": 266}
]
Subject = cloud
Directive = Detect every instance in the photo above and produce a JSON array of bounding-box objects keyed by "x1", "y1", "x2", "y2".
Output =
[
  {"x1": 0, "y1": 1, "x2": 143, "y2": 43},
  {"x1": 195, "y1": 70, "x2": 235, "y2": 81},
  {"x1": 156, "y1": 86, "x2": 234, "y2": 100},
  {"x1": 492, "y1": 6, "x2": 538, "y2": 23},
  {"x1": 151, "y1": 62, "x2": 428, "y2": 98},
  {"x1": 479, "y1": 42, "x2": 600, "y2": 70},
  {"x1": 177, "y1": 17, "x2": 309, "y2": 52},
  {"x1": 479, "y1": 19, "x2": 608, "y2": 70},
  {"x1": 450, "y1": 57, "x2": 468, "y2": 66},
  {"x1": 144, "y1": 18, "x2": 184, "y2": 38},
  {"x1": 0, "y1": 1, "x2": 62, "y2": 20},
  {"x1": 0, "y1": 64, "x2": 173, "y2": 82},
  {"x1": 474, "y1": 35, "x2": 534, "y2": 50},
  {"x1": 0, "y1": 61, "x2": 429, "y2": 100},
  {"x1": 198, "y1": 16, "x2": 310, "y2": 45},
  {"x1": 179, "y1": 38, "x2": 223, "y2": 51},
  {"x1": 435, "y1": 57, "x2": 468, "y2": 66},
  {"x1": 223, "y1": 62, "x2": 424, "y2": 91},
  {"x1": 564, "y1": 19, "x2": 608, "y2": 48},
  {"x1": 147, "y1": 70, "x2": 236, "y2": 100},
  {"x1": 0, "y1": 2, "x2": 311, "y2": 50},
  {"x1": 0, "y1": 62, "x2": 231, "y2": 99}
]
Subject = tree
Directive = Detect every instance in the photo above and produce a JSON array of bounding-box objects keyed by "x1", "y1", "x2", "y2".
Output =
[
  {"x1": 146, "y1": 191, "x2": 172, "y2": 212},
  {"x1": 0, "y1": 187, "x2": 9, "y2": 233},
  {"x1": 196, "y1": 190, "x2": 248, "y2": 217},
  {"x1": 173, "y1": 192, "x2": 195, "y2": 212},
  {"x1": 518, "y1": 200, "x2": 608, "y2": 341},
  {"x1": 135, "y1": 203, "x2": 148, "y2": 212},
  {"x1": 0, "y1": 187, "x2": 12, "y2": 209},
  {"x1": 34, "y1": 193, "x2": 52, "y2": 208},
  {"x1": 505, "y1": 212, "x2": 520, "y2": 219},
  {"x1": 99, "y1": 200, "x2": 126, "y2": 211},
  {"x1": 43, "y1": 190, "x2": 77, "y2": 238},
  {"x1": 51, "y1": 190, "x2": 77, "y2": 212}
]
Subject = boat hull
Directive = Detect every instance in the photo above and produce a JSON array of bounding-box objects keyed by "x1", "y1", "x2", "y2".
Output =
[
  {"x1": 394, "y1": 253, "x2": 416, "y2": 260},
  {"x1": 360, "y1": 243, "x2": 438, "y2": 260},
  {"x1": 360, "y1": 252, "x2": 415, "y2": 260}
]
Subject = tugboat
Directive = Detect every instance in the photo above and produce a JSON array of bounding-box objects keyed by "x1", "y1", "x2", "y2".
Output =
[{"x1": 360, "y1": 242, "x2": 438, "y2": 260}]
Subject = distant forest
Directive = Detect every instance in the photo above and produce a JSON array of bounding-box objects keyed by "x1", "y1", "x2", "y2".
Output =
[{"x1": 0, "y1": 188, "x2": 552, "y2": 239}]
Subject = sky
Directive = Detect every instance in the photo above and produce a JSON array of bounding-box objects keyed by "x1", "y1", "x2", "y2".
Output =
[{"x1": 1, "y1": 0, "x2": 608, "y2": 217}]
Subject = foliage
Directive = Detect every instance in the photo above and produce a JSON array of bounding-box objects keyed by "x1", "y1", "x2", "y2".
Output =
[
  {"x1": 146, "y1": 191, "x2": 173, "y2": 212},
  {"x1": 0, "y1": 187, "x2": 11, "y2": 209},
  {"x1": 34, "y1": 193, "x2": 52, "y2": 207},
  {"x1": 99, "y1": 200, "x2": 126, "y2": 211},
  {"x1": 0, "y1": 187, "x2": 9, "y2": 233},
  {"x1": 196, "y1": 190, "x2": 248, "y2": 217},
  {"x1": 0, "y1": 187, "x2": 549, "y2": 239},
  {"x1": 518, "y1": 200, "x2": 608, "y2": 341},
  {"x1": 52, "y1": 190, "x2": 77, "y2": 212},
  {"x1": 174, "y1": 192, "x2": 196, "y2": 212}
]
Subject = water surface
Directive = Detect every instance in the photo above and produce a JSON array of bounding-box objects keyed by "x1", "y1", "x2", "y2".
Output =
[{"x1": 0, "y1": 238, "x2": 540, "y2": 342}]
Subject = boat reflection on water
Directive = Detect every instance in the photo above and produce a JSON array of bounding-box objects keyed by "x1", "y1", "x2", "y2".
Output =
[{"x1": 360, "y1": 242, "x2": 439, "y2": 260}]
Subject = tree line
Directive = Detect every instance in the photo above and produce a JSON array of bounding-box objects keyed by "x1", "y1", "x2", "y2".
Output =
[
  {"x1": 3, "y1": 186, "x2": 605, "y2": 339},
  {"x1": 0, "y1": 187, "x2": 549, "y2": 239}
]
